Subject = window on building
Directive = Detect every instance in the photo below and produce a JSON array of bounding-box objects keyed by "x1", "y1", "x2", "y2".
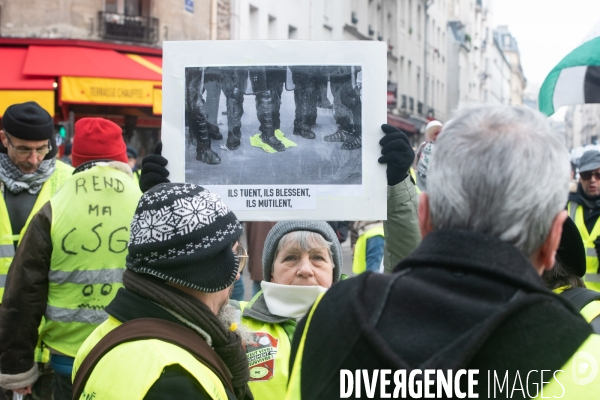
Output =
[
  {"x1": 408, "y1": 0, "x2": 413, "y2": 34},
  {"x1": 417, "y1": 5, "x2": 422, "y2": 38},
  {"x1": 323, "y1": 25, "x2": 333, "y2": 40},
  {"x1": 417, "y1": 66, "x2": 421, "y2": 101},
  {"x1": 268, "y1": 15, "x2": 277, "y2": 39},
  {"x1": 105, "y1": 0, "x2": 118, "y2": 13},
  {"x1": 289, "y1": 25, "x2": 298, "y2": 39},
  {"x1": 250, "y1": 5, "x2": 259, "y2": 39}
]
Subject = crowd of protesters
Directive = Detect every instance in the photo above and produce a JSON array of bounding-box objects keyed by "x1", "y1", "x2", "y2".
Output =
[{"x1": 0, "y1": 101, "x2": 599, "y2": 399}]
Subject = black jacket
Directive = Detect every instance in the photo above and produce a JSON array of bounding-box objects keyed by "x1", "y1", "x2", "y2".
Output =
[{"x1": 290, "y1": 229, "x2": 593, "y2": 399}]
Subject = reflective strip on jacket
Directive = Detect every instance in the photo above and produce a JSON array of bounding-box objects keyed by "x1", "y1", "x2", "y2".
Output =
[
  {"x1": 73, "y1": 316, "x2": 228, "y2": 400},
  {"x1": 409, "y1": 167, "x2": 422, "y2": 194},
  {"x1": 284, "y1": 293, "x2": 325, "y2": 400},
  {"x1": 42, "y1": 164, "x2": 141, "y2": 356},
  {"x1": 352, "y1": 225, "x2": 385, "y2": 275},
  {"x1": 0, "y1": 160, "x2": 73, "y2": 301},
  {"x1": 239, "y1": 300, "x2": 292, "y2": 400},
  {"x1": 567, "y1": 202, "x2": 600, "y2": 291}
]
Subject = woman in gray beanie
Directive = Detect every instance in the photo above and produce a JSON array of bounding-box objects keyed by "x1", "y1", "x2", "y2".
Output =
[{"x1": 235, "y1": 220, "x2": 343, "y2": 400}]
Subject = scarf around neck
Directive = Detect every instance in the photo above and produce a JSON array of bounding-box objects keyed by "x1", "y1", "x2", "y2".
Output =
[
  {"x1": 261, "y1": 281, "x2": 327, "y2": 320},
  {"x1": 122, "y1": 270, "x2": 253, "y2": 400},
  {"x1": 0, "y1": 153, "x2": 56, "y2": 195}
]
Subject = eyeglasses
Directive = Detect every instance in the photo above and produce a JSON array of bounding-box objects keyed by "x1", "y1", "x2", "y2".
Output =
[
  {"x1": 5, "y1": 133, "x2": 52, "y2": 158},
  {"x1": 235, "y1": 245, "x2": 248, "y2": 273},
  {"x1": 580, "y1": 171, "x2": 600, "y2": 181}
]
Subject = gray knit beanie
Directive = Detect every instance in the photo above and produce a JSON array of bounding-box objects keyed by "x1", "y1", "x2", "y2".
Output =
[{"x1": 262, "y1": 221, "x2": 342, "y2": 283}]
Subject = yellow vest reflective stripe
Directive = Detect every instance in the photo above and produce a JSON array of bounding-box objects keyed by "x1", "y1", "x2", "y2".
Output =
[
  {"x1": 535, "y1": 334, "x2": 600, "y2": 398},
  {"x1": 567, "y1": 201, "x2": 600, "y2": 291},
  {"x1": 0, "y1": 160, "x2": 73, "y2": 301},
  {"x1": 409, "y1": 168, "x2": 422, "y2": 194},
  {"x1": 553, "y1": 286, "x2": 600, "y2": 326},
  {"x1": 42, "y1": 165, "x2": 141, "y2": 356},
  {"x1": 285, "y1": 292, "x2": 326, "y2": 400},
  {"x1": 352, "y1": 225, "x2": 385, "y2": 275},
  {"x1": 239, "y1": 301, "x2": 291, "y2": 400},
  {"x1": 73, "y1": 316, "x2": 228, "y2": 400}
]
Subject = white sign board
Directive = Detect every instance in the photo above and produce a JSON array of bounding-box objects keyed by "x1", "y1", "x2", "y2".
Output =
[{"x1": 162, "y1": 40, "x2": 387, "y2": 221}]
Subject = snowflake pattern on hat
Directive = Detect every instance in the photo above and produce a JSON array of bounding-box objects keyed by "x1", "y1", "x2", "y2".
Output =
[{"x1": 130, "y1": 185, "x2": 230, "y2": 245}]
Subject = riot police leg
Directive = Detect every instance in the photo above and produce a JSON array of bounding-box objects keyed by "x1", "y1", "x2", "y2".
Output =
[
  {"x1": 340, "y1": 83, "x2": 362, "y2": 150},
  {"x1": 190, "y1": 110, "x2": 221, "y2": 164},
  {"x1": 222, "y1": 69, "x2": 246, "y2": 150},
  {"x1": 324, "y1": 75, "x2": 353, "y2": 143},
  {"x1": 256, "y1": 89, "x2": 285, "y2": 152},
  {"x1": 292, "y1": 70, "x2": 317, "y2": 139},
  {"x1": 186, "y1": 69, "x2": 221, "y2": 164}
]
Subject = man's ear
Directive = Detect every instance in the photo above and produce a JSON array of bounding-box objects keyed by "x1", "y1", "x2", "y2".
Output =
[
  {"x1": 531, "y1": 210, "x2": 568, "y2": 275},
  {"x1": 0, "y1": 130, "x2": 7, "y2": 147},
  {"x1": 418, "y1": 192, "x2": 433, "y2": 238}
]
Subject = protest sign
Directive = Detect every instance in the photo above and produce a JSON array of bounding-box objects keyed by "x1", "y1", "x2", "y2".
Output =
[{"x1": 162, "y1": 40, "x2": 387, "y2": 220}]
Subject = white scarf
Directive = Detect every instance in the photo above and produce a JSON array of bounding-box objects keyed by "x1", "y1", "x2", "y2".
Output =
[{"x1": 261, "y1": 281, "x2": 327, "y2": 320}]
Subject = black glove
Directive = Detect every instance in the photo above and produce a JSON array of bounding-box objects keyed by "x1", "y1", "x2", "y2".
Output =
[
  {"x1": 139, "y1": 142, "x2": 170, "y2": 193},
  {"x1": 378, "y1": 124, "x2": 415, "y2": 186}
]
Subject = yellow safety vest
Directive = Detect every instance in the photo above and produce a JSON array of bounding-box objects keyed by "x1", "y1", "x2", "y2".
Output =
[
  {"x1": 73, "y1": 316, "x2": 228, "y2": 400},
  {"x1": 0, "y1": 160, "x2": 73, "y2": 301},
  {"x1": 536, "y1": 334, "x2": 600, "y2": 398},
  {"x1": 287, "y1": 296, "x2": 600, "y2": 400},
  {"x1": 409, "y1": 167, "x2": 422, "y2": 194},
  {"x1": 352, "y1": 225, "x2": 385, "y2": 275},
  {"x1": 554, "y1": 286, "x2": 600, "y2": 324},
  {"x1": 41, "y1": 165, "x2": 141, "y2": 357},
  {"x1": 284, "y1": 293, "x2": 325, "y2": 400},
  {"x1": 239, "y1": 301, "x2": 292, "y2": 400},
  {"x1": 567, "y1": 202, "x2": 600, "y2": 291}
]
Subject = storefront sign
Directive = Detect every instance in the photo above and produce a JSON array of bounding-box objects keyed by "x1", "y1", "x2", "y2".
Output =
[
  {"x1": 0, "y1": 90, "x2": 54, "y2": 117},
  {"x1": 60, "y1": 76, "x2": 160, "y2": 107}
]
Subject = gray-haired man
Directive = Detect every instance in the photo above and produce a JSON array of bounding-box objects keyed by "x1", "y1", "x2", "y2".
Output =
[{"x1": 287, "y1": 105, "x2": 600, "y2": 398}]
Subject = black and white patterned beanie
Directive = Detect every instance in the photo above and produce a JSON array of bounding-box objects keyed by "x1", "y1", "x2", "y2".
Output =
[{"x1": 126, "y1": 183, "x2": 243, "y2": 292}]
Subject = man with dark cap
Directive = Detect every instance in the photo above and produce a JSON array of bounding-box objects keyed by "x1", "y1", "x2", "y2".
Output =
[
  {"x1": 126, "y1": 145, "x2": 141, "y2": 183},
  {"x1": 0, "y1": 102, "x2": 73, "y2": 303},
  {"x1": 60, "y1": 143, "x2": 72, "y2": 166},
  {"x1": 0, "y1": 118, "x2": 141, "y2": 399},
  {"x1": 568, "y1": 149, "x2": 600, "y2": 291},
  {"x1": 71, "y1": 183, "x2": 252, "y2": 400}
]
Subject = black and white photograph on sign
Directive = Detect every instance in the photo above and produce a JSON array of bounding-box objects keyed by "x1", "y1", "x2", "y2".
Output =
[
  {"x1": 162, "y1": 40, "x2": 386, "y2": 221},
  {"x1": 184, "y1": 65, "x2": 362, "y2": 186}
]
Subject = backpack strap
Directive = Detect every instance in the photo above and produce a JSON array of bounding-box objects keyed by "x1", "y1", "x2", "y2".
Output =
[
  {"x1": 559, "y1": 287, "x2": 600, "y2": 311},
  {"x1": 72, "y1": 318, "x2": 236, "y2": 400}
]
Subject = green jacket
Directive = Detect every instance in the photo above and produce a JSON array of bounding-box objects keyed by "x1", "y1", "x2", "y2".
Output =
[{"x1": 383, "y1": 174, "x2": 421, "y2": 273}]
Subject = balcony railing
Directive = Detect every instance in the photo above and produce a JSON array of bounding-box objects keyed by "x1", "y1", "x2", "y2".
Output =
[{"x1": 98, "y1": 11, "x2": 158, "y2": 44}]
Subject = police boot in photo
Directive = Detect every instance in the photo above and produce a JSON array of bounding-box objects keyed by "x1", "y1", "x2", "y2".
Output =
[
  {"x1": 291, "y1": 67, "x2": 317, "y2": 140},
  {"x1": 190, "y1": 111, "x2": 221, "y2": 165},
  {"x1": 251, "y1": 67, "x2": 285, "y2": 152},
  {"x1": 256, "y1": 92, "x2": 285, "y2": 152},
  {"x1": 222, "y1": 67, "x2": 247, "y2": 151},
  {"x1": 204, "y1": 67, "x2": 224, "y2": 141},
  {"x1": 340, "y1": 83, "x2": 362, "y2": 150}
]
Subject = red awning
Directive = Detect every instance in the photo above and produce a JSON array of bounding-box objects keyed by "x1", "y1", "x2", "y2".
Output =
[
  {"x1": 387, "y1": 114, "x2": 417, "y2": 133},
  {"x1": 23, "y1": 46, "x2": 162, "y2": 81},
  {"x1": 0, "y1": 48, "x2": 55, "y2": 90}
]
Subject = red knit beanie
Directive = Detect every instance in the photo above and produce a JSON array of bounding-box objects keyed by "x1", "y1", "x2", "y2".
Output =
[{"x1": 72, "y1": 118, "x2": 128, "y2": 167}]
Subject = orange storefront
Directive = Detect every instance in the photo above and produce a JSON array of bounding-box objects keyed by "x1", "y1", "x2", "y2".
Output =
[{"x1": 0, "y1": 38, "x2": 163, "y2": 154}]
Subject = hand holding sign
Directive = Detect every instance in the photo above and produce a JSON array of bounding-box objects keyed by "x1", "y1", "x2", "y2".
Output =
[
  {"x1": 139, "y1": 142, "x2": 171, "y2": 193},
  {"x1": 378, "y1": 124, "x2": 415, "y2": 186}
]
